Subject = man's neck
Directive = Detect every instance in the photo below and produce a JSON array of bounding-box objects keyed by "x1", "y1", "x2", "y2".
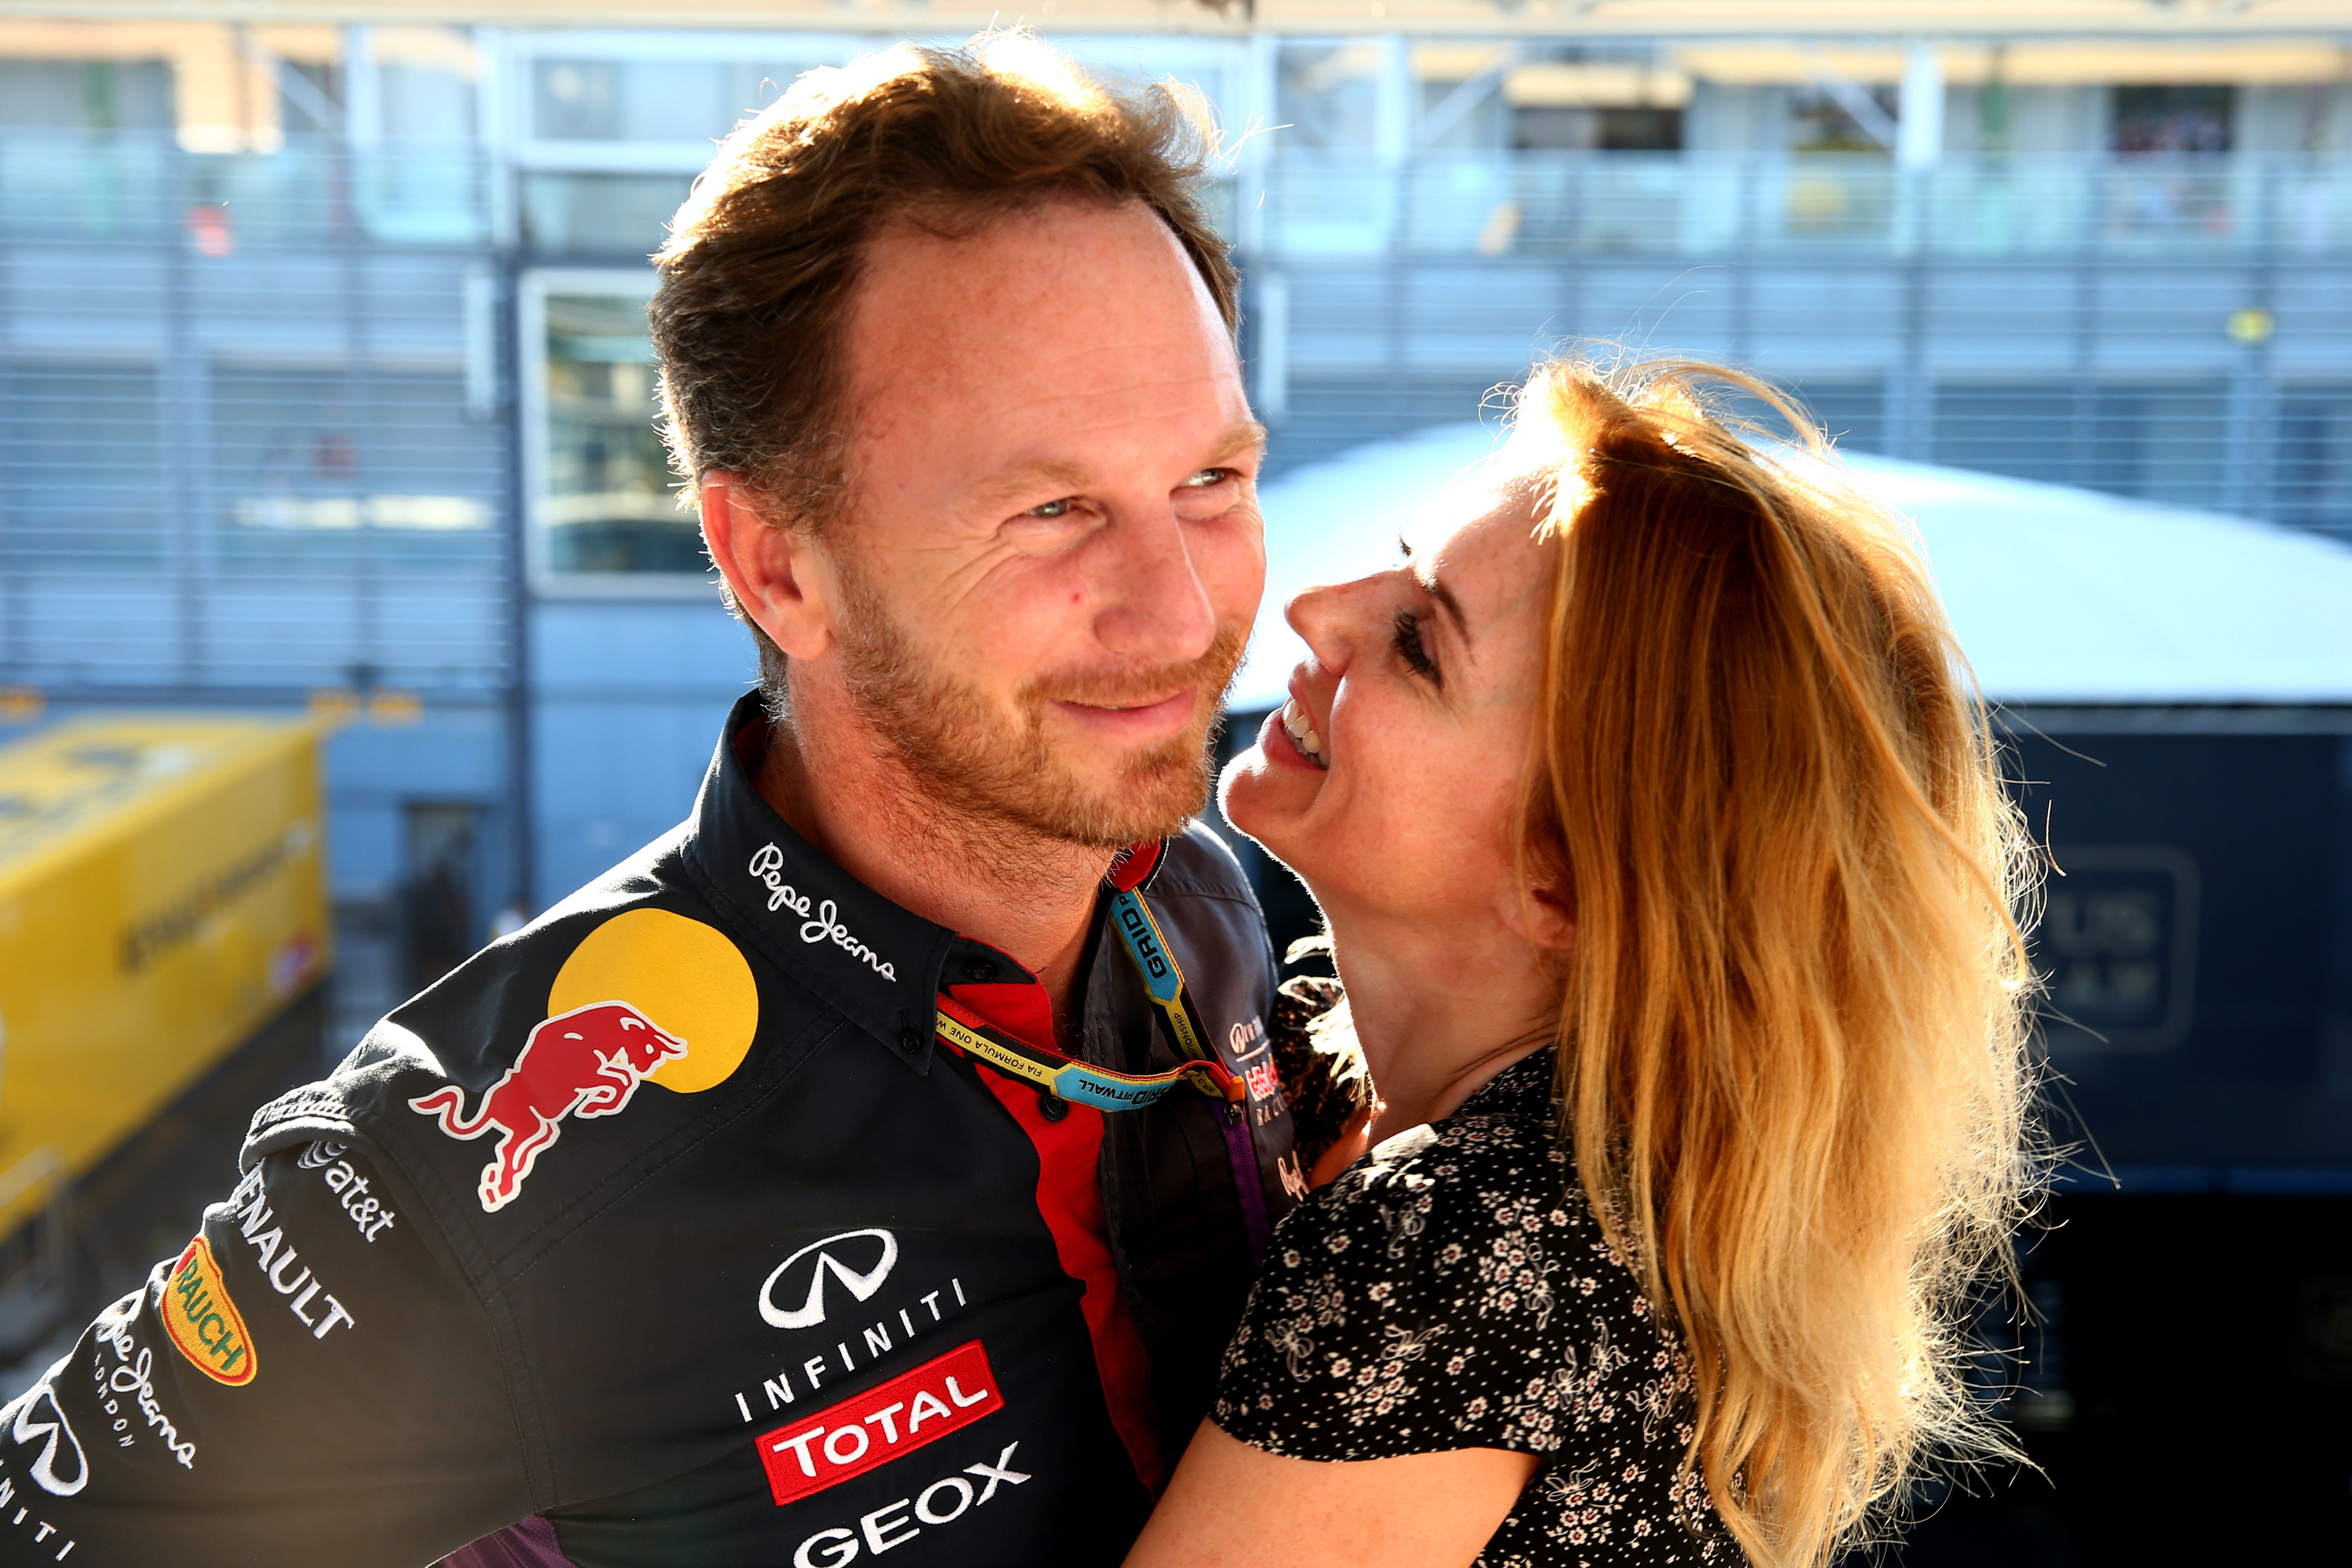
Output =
[{"x1": 753, "y1": 708, "x2": 1110, "y2": 1043}]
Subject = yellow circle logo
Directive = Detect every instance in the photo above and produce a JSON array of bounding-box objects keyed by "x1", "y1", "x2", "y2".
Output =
[{"x1": 547, "y1": 908, "x2": 759, "y2": 1094}]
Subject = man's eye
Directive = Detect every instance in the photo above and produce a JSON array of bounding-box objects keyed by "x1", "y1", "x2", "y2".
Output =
[
  {"x1": 1025, "y1": 498, "x2": 1075, "y2": 518},
  {"x1": 1180, "y1": 469, "x2": 1231, "y2": 488}
]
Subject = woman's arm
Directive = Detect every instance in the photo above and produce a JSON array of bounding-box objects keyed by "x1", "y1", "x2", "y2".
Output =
[{"x1": 1123, "y1": 1420, "x2": 1539, "y2": 1568}]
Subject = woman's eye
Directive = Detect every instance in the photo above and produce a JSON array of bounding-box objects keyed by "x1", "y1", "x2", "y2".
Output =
[
  {"x1": 1392, "y1": 610, "x2": 1440, "y2": 683},
  {"x1": 1025, "y1": 498, "x2": 1075, "y2": 518}
]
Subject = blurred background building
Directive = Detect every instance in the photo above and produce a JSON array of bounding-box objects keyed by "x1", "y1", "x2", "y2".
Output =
[{"x1": 0, "y1": 0, "x2": 2347, "y2": 1558}]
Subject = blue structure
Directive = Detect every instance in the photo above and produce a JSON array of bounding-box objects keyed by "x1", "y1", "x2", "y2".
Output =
[{"x1": 2, "y1": 20, "x2": 2348, "y2": 1014}]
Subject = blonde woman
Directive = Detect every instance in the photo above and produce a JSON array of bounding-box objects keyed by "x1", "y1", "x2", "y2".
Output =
[{"x1": 1127, "y1": 358, "x2": 2038, "y2": 1568}]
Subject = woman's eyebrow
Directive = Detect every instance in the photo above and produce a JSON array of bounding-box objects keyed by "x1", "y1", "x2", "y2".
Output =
[{"x1": 1398, "y1": 536, "x2": 1471, "y2": 643}]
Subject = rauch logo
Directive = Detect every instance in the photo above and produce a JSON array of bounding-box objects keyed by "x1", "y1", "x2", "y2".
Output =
[{"x1": 162, "y1": 1236, "x2": 256, "y2": 1387}]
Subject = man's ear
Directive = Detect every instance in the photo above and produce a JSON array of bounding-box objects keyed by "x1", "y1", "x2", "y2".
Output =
[
  {"x1": 1503, "y1": 883, "x2": 1577, "y2": 954},
  {"x1": 701, "y1": 472, "x2": 837, "y2": 662}
]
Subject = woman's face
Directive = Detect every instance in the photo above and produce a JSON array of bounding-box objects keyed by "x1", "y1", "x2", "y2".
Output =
[{"x1": 1221, "y1": 467, "x2": 1555, "y2": 934}]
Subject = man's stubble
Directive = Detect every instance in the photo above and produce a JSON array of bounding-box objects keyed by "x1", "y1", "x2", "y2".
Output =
[{"x1": 831, "y1": 556, "x2": 1247, "y2": 851}]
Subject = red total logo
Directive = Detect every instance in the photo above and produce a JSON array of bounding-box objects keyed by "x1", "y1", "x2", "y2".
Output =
[{"x1": 759, "y1": 1340, "x2": 1003, "y2": 1508}]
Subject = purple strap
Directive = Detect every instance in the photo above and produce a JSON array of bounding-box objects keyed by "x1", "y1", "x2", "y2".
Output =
[
  {"x1": 441, "y1": 1517, "x2": 573, "y2": 1568},
  {"x1": 1222, "y1": 1112, "x2": 1272, "y2": 1261}
]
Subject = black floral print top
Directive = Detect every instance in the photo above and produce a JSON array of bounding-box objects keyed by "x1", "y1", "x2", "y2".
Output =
[{"x1": 1212, "y1": 1047, "x2": 1737, "y2": 1567}]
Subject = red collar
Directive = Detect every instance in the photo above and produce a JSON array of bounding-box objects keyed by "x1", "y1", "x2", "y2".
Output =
[{"x1": 1106, "y1": 840, "x2": 1161, "y2": 893}]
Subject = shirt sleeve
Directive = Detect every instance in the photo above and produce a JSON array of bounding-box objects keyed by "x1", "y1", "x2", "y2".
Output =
[
  {"x1": 1209, "y1": 1132, "x2": 1458, "y2": 1461},
  {"x1": 0, "y1": 1140, "x2": 535, "y2": 1568},
  {"x1": 1210, "y1": 1119, "x2": 1624, "y2": 1464},
  {"x1": 1265, "y1": 977, "x2": 1367, "y2": 1171}
]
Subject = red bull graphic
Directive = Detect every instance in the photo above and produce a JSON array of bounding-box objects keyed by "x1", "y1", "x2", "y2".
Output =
[{"x1": 408, "y1": 1000, "x2": 687, "y2": 1212}]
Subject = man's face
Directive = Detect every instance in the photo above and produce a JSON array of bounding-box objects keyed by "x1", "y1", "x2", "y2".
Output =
[{"x1": 813, "y1": 197, "x2": 1264, "y2": 848}]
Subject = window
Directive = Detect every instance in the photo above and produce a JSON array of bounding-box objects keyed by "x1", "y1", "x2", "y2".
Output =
[
  {"x1": 530, "y1": 57, "x2": 809, "y2": 144},
  {"x1": 522, "y1": 271, "x2": 700, "y2": 589},
  {"x1": 505, "y1": 34, "x2": 877, "y2": 168},
  {"x1": 0, "y1": 59, "x2": 174, "y2": 132},
  {"x1": 2112, "y1": 86, "x2": 2234, "y2": 156},
  {"x1": 1276, "y1": 43, "x2": 1383, "y2": 153},
  {"x1": 1513, "y1": 105, "x2": 1681, "y2": 152},
  {"x1": 210, "y1": 365, "x2": 499, "y2": 574},
  {"x1": 0, "y1": 361, "x2": 167, "y2": 568},
  {"x1": 521, "y1": 172, "x2": 693, "y2": 256},
  {"x1": 1789, "y1": 85, "x2": 1896, "y2": 155}
]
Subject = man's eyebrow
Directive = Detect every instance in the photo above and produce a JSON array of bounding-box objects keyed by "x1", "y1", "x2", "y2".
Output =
[
  {"x1": 1398, "y1": 535, "x2": 1470, "y2": 642},
  {"x1": 980, "y1": 457, "x2": 1093, "y2": 505},
  {"x1": 1210, "y1": 421, "x2": 1270, "y2": 465},
  {"x1": 979, "y1": 422, "x2": 1268, "y2": 508}
]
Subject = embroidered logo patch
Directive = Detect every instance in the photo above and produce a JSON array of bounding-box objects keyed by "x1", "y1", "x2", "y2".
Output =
[
  {"x1": 409, "y1": 1000, "x2": 686, "y2": 1211},
  {"x1": 162, "y1": 1236, "x2": 256, "y2": 1386},
  {"x1": 759, "y1": 1229, "x2": 899, "y2": 1331},
  {"x1": 757, "y1": 1339, "x2": 1003, "y2": 1507}
]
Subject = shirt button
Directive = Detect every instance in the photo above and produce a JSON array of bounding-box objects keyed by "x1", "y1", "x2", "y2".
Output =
[
  {"x1": 898, "y1": 1029, "x2": 923, "y2": 1054},
  {"x1": 960, "y1": 960, "x2": 999, "y2": 983},
  {"x1": 1036, "y1": 1091, "x2": 1069, "y2": 1122}
]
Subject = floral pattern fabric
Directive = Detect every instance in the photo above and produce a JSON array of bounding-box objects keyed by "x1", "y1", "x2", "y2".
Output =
[{"x1": 1212, "y1": 1048, "x2": 1736, "y2": 1566}]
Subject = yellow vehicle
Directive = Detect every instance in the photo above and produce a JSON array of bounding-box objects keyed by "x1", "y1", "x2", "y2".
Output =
[{"x1": 0, "y1": 715, "x2": 329, "y2": 1245}]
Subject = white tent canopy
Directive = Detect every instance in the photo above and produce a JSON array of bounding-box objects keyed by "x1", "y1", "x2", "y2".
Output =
[{"x1": 1232, "y1": 423, "x2": 2352, "y2": 713}]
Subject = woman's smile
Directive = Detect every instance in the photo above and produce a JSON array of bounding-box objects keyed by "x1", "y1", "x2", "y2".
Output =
[{"x1": 1277, "y1": 691, "x2": 1328, "y2": 769}]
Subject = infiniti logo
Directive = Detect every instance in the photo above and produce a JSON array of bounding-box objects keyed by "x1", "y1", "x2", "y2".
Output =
[
  {"x1": 759, "y1": 1229, "x2": 899, "y2": 1330},
  {"x1": 2, "y1": 1381, "x2": 88, "y2": 1497},
  {"x1": 295, "y1": 1138, "x2": 348, "y2": 1170}
]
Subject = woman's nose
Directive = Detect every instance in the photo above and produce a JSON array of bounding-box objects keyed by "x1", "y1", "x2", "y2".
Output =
[
  {"x1": 1284, "y1": 579, "x2": 1339, "y2": 637},
  {"x1": 1286, "y1": 572, "x2": 1391, "y2": 667},
  {"x1": 1284, "y1": 580, "x2": 1350, "y2": 670}
]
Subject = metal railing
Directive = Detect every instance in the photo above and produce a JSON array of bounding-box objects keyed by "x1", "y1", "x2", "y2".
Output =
[
  {"x1": 0, "y1": 131, "x2": 491, "y2": 250},
  {"x1": 1248, "y1": 152, "x2": 2352, "y2": 261},
  {"x1": 3, "y1": 132, "x2": 2347, "y2": 690},
  {"x1": 0, "y1": 132, "x2": 510, "y2": 701}
]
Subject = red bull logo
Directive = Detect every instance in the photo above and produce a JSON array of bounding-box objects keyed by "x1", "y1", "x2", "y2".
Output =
[{"x1": 408, "y1": 1000, "x2": 687, "y2": 1212}]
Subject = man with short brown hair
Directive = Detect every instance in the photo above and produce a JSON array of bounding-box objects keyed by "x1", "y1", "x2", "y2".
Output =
[{"x1": 4, "y1": 34, "x2": 1298, "y2": 1568}]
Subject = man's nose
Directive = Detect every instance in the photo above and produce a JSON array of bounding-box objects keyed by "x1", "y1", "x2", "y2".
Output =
[{"x1": 1093, "y1": 509, "x2": 1218, "y2": 662}]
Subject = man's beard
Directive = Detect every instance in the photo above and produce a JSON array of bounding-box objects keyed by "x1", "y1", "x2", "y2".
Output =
[{"x1": 833, "y1": 568, "x2": 1247, "y2": 850}]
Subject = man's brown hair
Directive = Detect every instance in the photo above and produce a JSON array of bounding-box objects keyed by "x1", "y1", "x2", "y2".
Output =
[{"x1": 651, "y1": 28, "x2": 1237, "y2": 544}]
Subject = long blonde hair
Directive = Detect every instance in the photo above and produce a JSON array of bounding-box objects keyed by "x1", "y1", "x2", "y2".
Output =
[{"x1": 1517, "y1": 358, "x2": 2039, "y2": 1567}]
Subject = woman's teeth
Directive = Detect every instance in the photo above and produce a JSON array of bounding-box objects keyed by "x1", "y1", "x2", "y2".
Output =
[{"x1": 1279, "y1": 697, "x2": 1328, "y2": 770}]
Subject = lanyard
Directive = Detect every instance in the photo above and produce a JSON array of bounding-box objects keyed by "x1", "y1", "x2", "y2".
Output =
[
  {"x1": 1107, "y1": 887, "x2": 1215, "y2": 1068},
  {"x1": 1116, "y1": 884, "x2": 1277, "y2": 1259},
  {"x1": 931, "y1": 886, "x2": 1244, "y2": 1114}
]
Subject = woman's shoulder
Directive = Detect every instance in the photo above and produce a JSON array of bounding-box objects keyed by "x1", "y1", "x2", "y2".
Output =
[
  {"x1": 1273, "y1": 1055, "x2": 1619, "y2": 1316},
  {"x1": 1320, "y1": 1048, "x2": 1572, "y2": 1225},
  {"x1": 1219, "y1": 1049, "x2": 1700, "y2": 1463}
]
